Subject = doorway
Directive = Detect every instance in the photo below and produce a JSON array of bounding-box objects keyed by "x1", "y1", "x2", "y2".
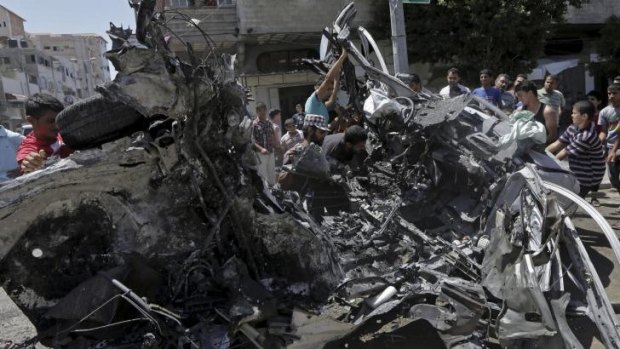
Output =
[{"x1": 278, "y1": 85, "x2": 314, "y2": 121}]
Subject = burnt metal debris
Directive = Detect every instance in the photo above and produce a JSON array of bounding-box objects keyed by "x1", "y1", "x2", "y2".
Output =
[{"x1": 2, "y1": 1, "x2": 620, "y2": 348}]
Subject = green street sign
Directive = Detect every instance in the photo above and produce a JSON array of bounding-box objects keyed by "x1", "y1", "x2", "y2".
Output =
[{"x1": 402, "y1": 0, "x2": 431, "y2": 3}]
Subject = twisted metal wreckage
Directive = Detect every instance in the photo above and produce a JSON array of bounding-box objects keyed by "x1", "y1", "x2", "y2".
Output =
[{"x1": 1, "y1": 1, "x2": 620, "y2": 348}]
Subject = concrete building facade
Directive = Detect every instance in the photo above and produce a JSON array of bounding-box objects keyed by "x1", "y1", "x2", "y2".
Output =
[
  {"x1": 0, "y1": 5, "x2": 25, "y2": 40},
  {"x1": 165, "y1": 0, "x2": 383, "y2": 118},
  {"x1": 165, "y1": 0, "x2": 619, "y2": 118},
  {"x1": 0, "y1": 5, "x2": 102, "y2": 130},
  {"x1": 28, "y1": 33, "x2": 111, "y2": 98},
  {"x1": 0, "y1": 47, "x2": 83, "y2": 129}
]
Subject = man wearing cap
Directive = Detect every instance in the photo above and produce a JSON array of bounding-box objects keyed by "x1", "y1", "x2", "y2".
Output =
[
  {"x1": 282, "y1": 114, "x2": 329, "y2": 165},
  {"x1": 305, "y1": 49, "x2": 348, "y2": 120},
  {"x1": 278, "y1": 114, "x2": 334, "y2": 221},
  {"x1": 252, "y1": 102, "x2": 278, "y2": 186},
  {"x1": 280, "y1": 118, "x2": 304, "y2": 153}
]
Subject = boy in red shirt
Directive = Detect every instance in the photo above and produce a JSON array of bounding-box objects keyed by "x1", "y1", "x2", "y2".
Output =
[{"x1": 17, "y1": 93, "x2": 72, "y2": 174}]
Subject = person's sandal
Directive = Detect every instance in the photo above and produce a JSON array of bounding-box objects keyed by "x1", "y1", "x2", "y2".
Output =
[{"x1": 590, "y1": 198, "x2": 601, "y2": 207}]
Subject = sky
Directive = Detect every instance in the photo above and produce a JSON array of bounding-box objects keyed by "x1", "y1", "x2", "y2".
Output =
[{"x1": 2, "y1": 0, "x2": 137, "y2": 77}]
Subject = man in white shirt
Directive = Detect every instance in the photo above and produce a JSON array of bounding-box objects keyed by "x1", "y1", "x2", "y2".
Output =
[{"x1": 439, "y1": 67, "x2": 470, "y2": 98}]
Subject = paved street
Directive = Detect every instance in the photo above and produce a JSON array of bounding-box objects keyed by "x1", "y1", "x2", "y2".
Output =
[{"x1": 570, "y1": 187, "x2": 620, "y2": 349}]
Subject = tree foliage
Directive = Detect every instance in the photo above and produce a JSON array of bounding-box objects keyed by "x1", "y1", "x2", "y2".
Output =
[
  {"x1": 589, "y1": 15, "x2": 620, "y2": 79},
  {"x1": 381, "y1": 0, "x2": 588, "y2": 79}
]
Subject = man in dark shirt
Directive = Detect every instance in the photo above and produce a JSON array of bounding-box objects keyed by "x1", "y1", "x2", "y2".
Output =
[
  {"x1": 279, "y1": 114, "x2": 346, "y2": 221},
  {"x1": 322, "y1": 125, "x2": 368, "y2": 172},
  {"x1": 310, "y1": 125, "x2": 369, "y2": 220},
  {"x1": 515, "y1": 81, "x2": 557, "y2": 144}
]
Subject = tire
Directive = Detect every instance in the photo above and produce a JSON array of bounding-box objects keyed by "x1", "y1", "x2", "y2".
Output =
[{"x1": 56, "y1": 94, "x2": 146, "y2": 150}]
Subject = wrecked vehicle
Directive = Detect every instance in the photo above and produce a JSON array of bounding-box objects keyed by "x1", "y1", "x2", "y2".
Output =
[{"x1": 2, "y1": 1, "x2": 620, "y2": 348}]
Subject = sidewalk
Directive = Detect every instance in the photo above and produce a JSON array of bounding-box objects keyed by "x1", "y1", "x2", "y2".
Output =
[{"x1": 570, "y1": 187, "x2": 620, "y2": 349}]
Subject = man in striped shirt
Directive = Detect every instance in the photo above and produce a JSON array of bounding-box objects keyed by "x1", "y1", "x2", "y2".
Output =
[{"x1": 546, "y1": 100, "x2": 605, "y2": 199}]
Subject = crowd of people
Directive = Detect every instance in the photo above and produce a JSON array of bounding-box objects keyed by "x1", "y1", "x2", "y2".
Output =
[
  {"x1": 1, "y1": 62, "x2": 620, "y2": 227},
  {"x1": 247, "y1": 59, "x2": 620, "y2": 225}
]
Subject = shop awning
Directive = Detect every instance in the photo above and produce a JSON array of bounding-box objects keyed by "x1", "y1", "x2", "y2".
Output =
[{"x1": 527, "y1": 58, "x2": 580, "y2": 80}]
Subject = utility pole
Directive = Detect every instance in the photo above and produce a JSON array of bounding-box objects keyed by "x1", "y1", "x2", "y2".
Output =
[{"x1": 389, "y1": 0, "x2": 409, "y2": 75}]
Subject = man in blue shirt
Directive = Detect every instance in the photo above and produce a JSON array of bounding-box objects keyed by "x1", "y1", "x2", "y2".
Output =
[
  {"x1": 305, "y1": 48, "x2": 348, "y2": 119},
  {"x1": 473, "y1": 69, "x2": 502, "y2": 107},
  {"x1": 0, "y1": 125, "x2": 24, "y2": 182}
]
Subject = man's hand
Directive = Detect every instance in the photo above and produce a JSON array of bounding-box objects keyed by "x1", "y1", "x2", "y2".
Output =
[
  {"x1": 608, "y1": 152, "x2": 616, "y2": 163},
  {"x1": 21, "y1": 150, "x2": 46, "y2": 173},
  {"x1": 259, "y1": 147, "x2": 269, "y2": 155}
]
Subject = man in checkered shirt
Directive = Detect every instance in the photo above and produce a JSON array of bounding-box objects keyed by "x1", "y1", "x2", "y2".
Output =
[{"x1": 252, "y1": 102, "x2": 278, "y2": 186}]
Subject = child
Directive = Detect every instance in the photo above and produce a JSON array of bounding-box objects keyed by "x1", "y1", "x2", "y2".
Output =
[{"x1": 546, "y1": 100, "x2": 606, "y2": 201}]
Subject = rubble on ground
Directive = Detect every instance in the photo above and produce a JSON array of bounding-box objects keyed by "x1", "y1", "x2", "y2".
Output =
[{"x1": 1, "y1": 1, "x2": 620, "y2": 348}]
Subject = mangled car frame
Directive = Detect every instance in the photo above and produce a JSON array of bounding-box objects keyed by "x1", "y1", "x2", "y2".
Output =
[{"x1": 2, "y1": 1, "x2": 620, "y2": 348}]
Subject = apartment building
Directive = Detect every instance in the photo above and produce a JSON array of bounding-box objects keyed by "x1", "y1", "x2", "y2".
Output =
[{"x1": 29, "y1": 33, "x2": 111, "y2": 97}]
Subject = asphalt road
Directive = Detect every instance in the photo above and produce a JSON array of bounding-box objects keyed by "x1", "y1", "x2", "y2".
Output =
[{"x1": 570, "y1": 187, "x2": 620, "y2": 349}]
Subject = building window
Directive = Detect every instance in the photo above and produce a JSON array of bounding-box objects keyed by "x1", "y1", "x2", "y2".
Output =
[
  {"x1": 43, "y1": 46, "x2": 50, "y2": 50},
  {"x1": 20, "y1": 40, "x2": 28, "y2": 48},
  {"x1": 3, "y1": 22, "x2": 6, "y2": 27},
  {"x1": 256, "y1": 49, "x2": 318, "y2": 74},
  {"x1": 217, "y1": 0, "x2": 234, "y2": 6},
  {"x1": 28, "y1": 75, "x2": 37, "y2": 84},
  {"x1": 0, "y1": 57, "x2": 11, "y2": 64},
  {"x1": 168, "y1": 0, "x2": 190, "y2": 7},
  {"x1": 8, "y1": 39, "x2": 17, "y2": 48},
  {"x1": 27, "y1": 54, "x2": 36, "y2": 64},
  {"x1": 52, "y1": 46, "x2": 58, "y2": 51}
]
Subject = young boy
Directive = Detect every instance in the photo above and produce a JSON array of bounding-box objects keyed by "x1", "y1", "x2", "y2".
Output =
[
  {"x1": 17, "y1": 93, "x2": 72, "y2": 174},
  {"x1": 546, "y1": 100, "x2": 606, "y2": 201}
]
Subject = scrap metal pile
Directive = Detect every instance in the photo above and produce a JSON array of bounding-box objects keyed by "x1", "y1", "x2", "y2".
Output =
[{"x1": 2, "y1": 1, "x2": 620, "y2": 348}]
